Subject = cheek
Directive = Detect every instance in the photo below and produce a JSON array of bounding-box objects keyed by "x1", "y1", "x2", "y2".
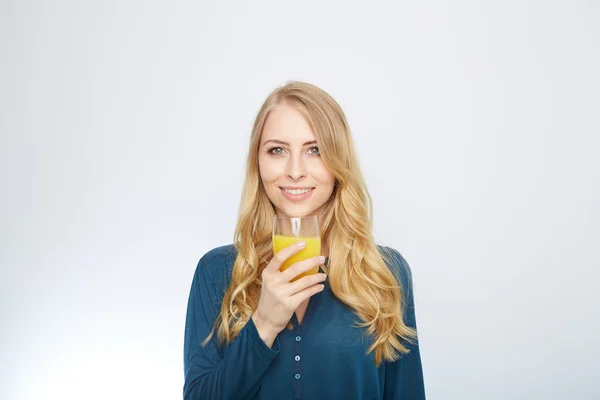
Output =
[
  {"x1": 310, "y1": 163, "x2": 335, "y2": 187},
  {"x1": 258, "y1": 158, "x2": 281, "y2": 183}
]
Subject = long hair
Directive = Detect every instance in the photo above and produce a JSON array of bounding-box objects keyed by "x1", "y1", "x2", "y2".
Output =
[{"x1": 205, "y1": 81, "x2": 416, "y2": 366}]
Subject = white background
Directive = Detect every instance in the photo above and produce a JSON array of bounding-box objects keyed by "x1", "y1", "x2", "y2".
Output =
[{"x1": 1, "y1": 1, "x2": 599, "y2": 399}]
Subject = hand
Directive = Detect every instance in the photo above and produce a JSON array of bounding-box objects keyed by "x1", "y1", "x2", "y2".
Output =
[{"x1": 252, "y1": 241, "x2": 327, "y2": 347}]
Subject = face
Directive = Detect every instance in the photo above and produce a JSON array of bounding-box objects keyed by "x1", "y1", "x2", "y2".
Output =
[{"x1": 258, "y1": 103, "x2": 336, "y2": 219}]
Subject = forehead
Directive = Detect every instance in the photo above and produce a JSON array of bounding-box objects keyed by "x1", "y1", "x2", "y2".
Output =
[{"x1": 261, "y1": 103, "x2": 315, "y2": 144}]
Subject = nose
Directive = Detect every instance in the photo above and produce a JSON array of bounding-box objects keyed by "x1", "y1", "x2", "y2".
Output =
[{"x1": 286, "y1": 153, "x2": 306, "y2": 180}]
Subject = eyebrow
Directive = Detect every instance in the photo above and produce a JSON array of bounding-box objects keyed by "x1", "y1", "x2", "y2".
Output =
[{"x1": 262, "y1": 139, "x2": 317, "y2": 147}]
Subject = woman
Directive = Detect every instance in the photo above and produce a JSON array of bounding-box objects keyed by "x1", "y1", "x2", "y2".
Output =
[{"x1": 183, "y1": 81, "x2": 425, "y2": 399}]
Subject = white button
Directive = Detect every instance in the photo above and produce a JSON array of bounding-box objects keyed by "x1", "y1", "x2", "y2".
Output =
[
  {"x1": 295, "y1": 373, "x2": 301, "y2": 379},
  {"x1": 295, "y1": 355, "x2": 300, "y2": 361},
  {"x1": 295, "y1": 336, "x2": 301, "y2": 342}
]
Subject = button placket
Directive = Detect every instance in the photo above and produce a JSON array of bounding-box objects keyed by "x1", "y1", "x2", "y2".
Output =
[{"x1": 292, "y1": 326, "x2": 303, "y2": 399}]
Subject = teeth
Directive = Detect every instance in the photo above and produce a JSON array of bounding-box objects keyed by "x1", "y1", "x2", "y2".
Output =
[{"x1": 283, "y1": 188, "x2": 312, "y2": 195}]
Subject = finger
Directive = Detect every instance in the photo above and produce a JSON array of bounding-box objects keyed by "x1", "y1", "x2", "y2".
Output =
[
  {"x1": 265, "y1": 241, "x2": 307, "y2": 274},
  {"x1": 285, "y1": 273, "x2": 327, "y2": 296},
  {"x1": 281, "y1": 255, "x2": 325, "y2": 282},
  {"x1": 288, "y1": 283, "x2": 325, "y2": 309}
]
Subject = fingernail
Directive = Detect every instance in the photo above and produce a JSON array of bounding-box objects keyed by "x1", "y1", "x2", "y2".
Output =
[
  {"x1": 318, "y1": 256, "x2": 326, "y2": 262},
  {"x1": 297, "y1": 241, "x2": 306, "y2": 248}
]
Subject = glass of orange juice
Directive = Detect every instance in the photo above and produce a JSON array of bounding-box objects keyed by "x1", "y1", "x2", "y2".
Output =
[{"x1": 272, "y1": 214, "x2": 321, "y2": 282}]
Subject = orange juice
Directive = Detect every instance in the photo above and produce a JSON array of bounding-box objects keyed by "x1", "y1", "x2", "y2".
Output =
[{"x1": 273, "y1": 235, "x2": 321, "y2": 281}]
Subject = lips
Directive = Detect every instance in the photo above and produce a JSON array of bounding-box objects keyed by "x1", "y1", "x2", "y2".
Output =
[{"x1": 279, "y1": 187, "x2": 315, "y2": 201}]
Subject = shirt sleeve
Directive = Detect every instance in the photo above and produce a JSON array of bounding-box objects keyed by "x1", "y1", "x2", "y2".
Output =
[
  {"x1": 383, "y1": 249, "x2": 426, "y2": 399},
  {"x1": 183, "y1": 255, "x2": 281, "y2": 400}
]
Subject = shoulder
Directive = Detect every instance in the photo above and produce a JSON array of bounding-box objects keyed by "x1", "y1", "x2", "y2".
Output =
[
  {"x1": 199, "y1": 244, "x2": 237, "y2": 267},
  {"x1": 194, "y1": 244, "x2": 238, "y2": 287},
  {"x1": 376, "y1": 245, "x2": 413, "y2": 290}
]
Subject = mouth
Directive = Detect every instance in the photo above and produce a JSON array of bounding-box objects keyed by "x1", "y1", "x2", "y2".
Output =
[{"x1": 279, "y1": 187, "x2": 315, "y2": 201}]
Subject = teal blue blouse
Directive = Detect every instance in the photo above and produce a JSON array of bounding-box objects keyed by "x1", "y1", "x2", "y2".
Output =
[{"x1": 183, "y1": 244, "x2": 425, "y2": 399}]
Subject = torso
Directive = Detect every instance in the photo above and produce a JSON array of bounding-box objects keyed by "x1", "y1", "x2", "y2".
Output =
[{"x1": 198, "y1": 244, "x2": 423, "y2": 400}]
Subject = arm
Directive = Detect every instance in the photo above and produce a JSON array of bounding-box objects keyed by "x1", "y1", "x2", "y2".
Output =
[
  {"x1": 383, "y1": 249, "x2": 426, "y2": 399},
  {"x1": 183, "y1": 256, "x2": 280, "y2": 400}
]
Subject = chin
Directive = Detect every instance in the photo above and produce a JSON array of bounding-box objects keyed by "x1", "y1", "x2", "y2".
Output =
[
  {"x1": 276, "y1": 204, "x2": 317, "y2": 218},
  {"x1": 277, "y1": 207, "x2": 309, "y2": 217}
]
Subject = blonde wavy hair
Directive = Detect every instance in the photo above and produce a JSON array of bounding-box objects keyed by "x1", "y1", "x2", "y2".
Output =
[{"x1": 205, "y1": 81, "x2": 416, "y2": 366}]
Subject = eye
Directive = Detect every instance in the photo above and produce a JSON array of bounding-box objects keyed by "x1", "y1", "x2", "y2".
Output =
[
  {"x1": 308, "y1": 146, "x2": 320, "y2": 156},
  {"x1": 267, "y1": 146, "x2": 284, "y2": 155}
]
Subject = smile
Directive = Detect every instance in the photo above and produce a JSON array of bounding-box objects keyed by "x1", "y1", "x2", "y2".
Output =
[{"x1": 279, "y1": 187, "x2": 315, "y2": 201}]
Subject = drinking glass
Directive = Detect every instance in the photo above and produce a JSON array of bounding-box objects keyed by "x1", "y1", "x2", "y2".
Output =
[{"x1": 272, "y1": 215, "x2": 322, "y2": 282}]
